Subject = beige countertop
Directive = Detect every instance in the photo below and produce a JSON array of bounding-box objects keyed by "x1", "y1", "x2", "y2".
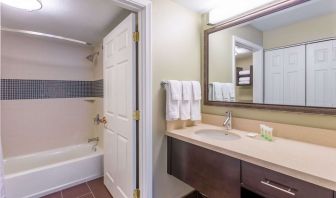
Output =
[{"x1": 166, "y1": 123, "x2": 336, "y2": 191}]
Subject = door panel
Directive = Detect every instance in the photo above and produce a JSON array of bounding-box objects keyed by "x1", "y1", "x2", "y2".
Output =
[
  {"x1": 253, "y1": 50, "x2": 264, "y2": 103},
  {"x1": 103, "y1": 13, "x2": 136, "y2": 198},
  {"x1": 265, "y1": 49, "x2": 284, "y2": 105},
  {"x1": 283, "y1": 45, "x2": 305, "y2": 106},
  {"x1": 307, "y1": 40, "x2": 336, "y2": 107}
]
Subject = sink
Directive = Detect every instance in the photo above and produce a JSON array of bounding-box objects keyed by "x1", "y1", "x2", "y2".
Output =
[{"x1": 195, "y1": 129, "x2": 241, "y2": 141}]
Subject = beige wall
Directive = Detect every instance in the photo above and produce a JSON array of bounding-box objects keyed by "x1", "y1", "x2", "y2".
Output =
[
  {"x1": 152, "y1": 0, "x2": 201, "y2": 197},
  {"x1": 263, "y1": 12, "x2": 336, "y2": 49},
  {"x1": 1, "y1": 32, "x2": 97, "y2": 157},
  {"x1": 208, "y1": 25, "x2": 263, "y2": 83}
]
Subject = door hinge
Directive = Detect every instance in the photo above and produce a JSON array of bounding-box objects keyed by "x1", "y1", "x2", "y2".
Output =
[
  {"x1": 133, "y1": 31, "x2": 139, "y2": 42},
  {"x1": 133, "y1": 188, "x2": 140, "y2": 198},
  {"x1": 133, "y1": 110, "x2": 141, "y2": 121}
]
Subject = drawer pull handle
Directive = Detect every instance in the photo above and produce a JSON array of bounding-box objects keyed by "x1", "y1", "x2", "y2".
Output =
[{"x1": 261, "y1": 180, "x2": 296, "y2": 196}]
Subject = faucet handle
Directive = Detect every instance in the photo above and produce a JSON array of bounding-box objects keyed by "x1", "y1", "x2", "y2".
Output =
[{"x1": 99, "y1": 116, "x2": 107, "y2": 124}]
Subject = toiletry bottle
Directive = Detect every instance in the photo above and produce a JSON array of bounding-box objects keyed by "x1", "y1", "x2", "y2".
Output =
[
  {"x1": 268, "y1": 127, "x2": 273, "y2": 141},
  {"x1": 260, "y1": 124, "x2": 265, "y2": 138}
]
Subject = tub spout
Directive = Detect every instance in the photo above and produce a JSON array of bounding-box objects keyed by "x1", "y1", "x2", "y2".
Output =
[{"x1": 88, "y1": 137, "x2": 99, "y2": 152}]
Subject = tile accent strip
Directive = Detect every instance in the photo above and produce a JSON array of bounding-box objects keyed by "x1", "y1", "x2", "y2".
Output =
[{"x1": 0, "y1": 79, "x2": 103, "y2": 100}]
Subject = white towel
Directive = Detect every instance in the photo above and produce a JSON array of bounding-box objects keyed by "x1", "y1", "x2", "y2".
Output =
[
  {"x1": 212, "y1": 82, "x2": 223, "y2": 101},
  {"x1": 239, "y1": 77, "x2": 250, "y2": 82},
  {"x1": 191, "y1": 81, "x2": 201, "y2": 121},
  {"x1": 239, "y1": 81, "x2": 250, "y2": 85},
  {"x1": 169, "y1": 80, "x2": 182, "y2": 100},
  {"x1": 180, "y1": 81, "x2": 192, "y2": 120},
  {"x1": 222, "y1": 83, "x2": 235, "y2": 102},
  {"x1": 239, "y1": 70, "x2": 250, "y2": 75},
  {"x1": 166, "y1": 80, "x2": 182, "y2": 120}
]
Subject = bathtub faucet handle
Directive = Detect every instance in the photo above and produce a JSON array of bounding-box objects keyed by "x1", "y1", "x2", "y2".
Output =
[
  {"x1": 88, "y1": 137, "x2": 99, "y2": 143},
  {"x1": 93, "y1": 114, "x2": 107, "y2": 125}
]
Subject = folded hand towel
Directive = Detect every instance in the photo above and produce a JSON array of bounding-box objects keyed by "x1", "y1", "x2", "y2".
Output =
[
  {"x1": 239, "y1": 70, "x2": 250, "y2": 75},
  {"x1": 180, "y1": 81, "x2": 192, "y2": 120},
  {"x1": 239, "y1": 77, "x2": 250, "y2": 82},
  {"x1": 191, "y1": 81, "x2": 201, "y2": 121},
  {"x1": 239, "y1": 81, "x2": 250, "y2": 85},
  {"x1": 166, "y1": 80, "x2": 182, "y2": 120},
  {"x1": 212, "y1": 82, "x2": 223, "y2": 101},
  {"x1": 222, "y1": 83, "x2": 235, "y2": 102},
  {"x1": 168, "y1": 80, "x2": 182, "y2": 100}
]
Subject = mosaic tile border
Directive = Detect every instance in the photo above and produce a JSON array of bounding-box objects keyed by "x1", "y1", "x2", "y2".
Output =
[{"x1": 0, "y1": 79, "x2": 103, "y2": 100}]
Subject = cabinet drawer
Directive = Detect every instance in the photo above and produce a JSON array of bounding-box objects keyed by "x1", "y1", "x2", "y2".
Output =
[{"x1": 241, "y1": 162, "x2": 333, "y2": 198}]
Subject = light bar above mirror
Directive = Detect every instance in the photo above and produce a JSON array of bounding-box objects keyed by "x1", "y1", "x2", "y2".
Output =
[{"x1": 208, "y1": 0, "x2": 281, "y2": 24}]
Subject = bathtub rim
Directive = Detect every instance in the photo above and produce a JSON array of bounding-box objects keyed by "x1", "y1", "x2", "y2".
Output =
[{"x1": 4, "y1": 144, "x2": 103, "y2": 179}]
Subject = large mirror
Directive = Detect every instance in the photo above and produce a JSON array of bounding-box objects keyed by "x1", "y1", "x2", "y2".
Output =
[{"x1": 205, "y1": 0, "x2": 336, "y2": 113}]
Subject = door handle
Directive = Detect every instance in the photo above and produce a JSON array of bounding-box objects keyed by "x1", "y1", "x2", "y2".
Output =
[{"x1": 260, "y1": 179, "x2": 296, "y2": 196}]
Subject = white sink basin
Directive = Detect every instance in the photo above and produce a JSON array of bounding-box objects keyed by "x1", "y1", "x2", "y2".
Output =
[{"x1": 195, "y1": 129, "x2": 241, "y2": 141}]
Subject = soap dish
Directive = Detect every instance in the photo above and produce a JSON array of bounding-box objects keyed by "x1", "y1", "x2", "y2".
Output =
[{"x1": 247, "y1": 132, "x2": 258, "y2": 138}]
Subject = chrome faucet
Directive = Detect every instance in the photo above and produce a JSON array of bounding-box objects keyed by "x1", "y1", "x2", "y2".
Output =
[
  {"x1": 88, "y1": 137, "x2": 99, "y2": 152},
  {"x1": 223, "y1": 111, "x2": 232, "y2": 131}
]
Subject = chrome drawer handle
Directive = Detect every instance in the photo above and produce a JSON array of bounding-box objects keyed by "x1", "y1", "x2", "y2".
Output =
[{"x1": 261, "y1": 180, "x2": 296, "y2": 196}]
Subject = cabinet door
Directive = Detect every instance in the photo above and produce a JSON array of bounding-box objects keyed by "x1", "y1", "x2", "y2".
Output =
[
  {"x1": 265, "y1": 49, "x2": 284, "y2": 105},
  {"x1": 283, "y1": 45, "x2": 305, "y2": 106},
  {"x1": 307, "y1": 40, "x2": 336, "y2": 107},
  {"x1": 253, "y1": 50, "x2": 264, "y2": 104},
  {"x1": 167, "y1": 137, "x2": 241, "y2": 198}
]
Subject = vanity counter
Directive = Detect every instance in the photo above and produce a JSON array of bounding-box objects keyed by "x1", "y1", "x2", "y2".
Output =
[{"x1": 166, "y1": 124, "x2": 336, "y2": 191}]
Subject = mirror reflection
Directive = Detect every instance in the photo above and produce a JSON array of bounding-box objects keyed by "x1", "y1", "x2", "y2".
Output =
[{"x1": 207, "y1": 0, "x2": 336, "y2": 107}]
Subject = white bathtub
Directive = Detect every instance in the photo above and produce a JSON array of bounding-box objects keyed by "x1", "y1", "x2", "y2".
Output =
[{"x1": 4, "y1": 143, "x2": 103, "y2": 198}]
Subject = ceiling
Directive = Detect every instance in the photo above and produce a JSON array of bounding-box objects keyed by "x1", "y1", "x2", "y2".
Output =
[
  {"x1": 1, "y1": 0, "x2": 130, "y2": 45},
  {"x1": 250, "y1": 0, "x2": 336, "y2": 31},
  {"x1": 172, "y1": 0, "x2": 222, "y2": 13}
]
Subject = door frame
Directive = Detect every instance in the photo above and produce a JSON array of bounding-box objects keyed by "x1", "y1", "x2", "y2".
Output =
[{"x1": 110, "y1": 0, "x2": 152, "y2": 198}]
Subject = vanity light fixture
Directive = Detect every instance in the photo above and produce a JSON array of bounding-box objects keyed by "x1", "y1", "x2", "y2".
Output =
[
  {"x1": 0, "y1": 0, "x2": 42, "y2": 11},
  {"x1": 208, "y1": 0, "x2": 280, "y2": 24}
]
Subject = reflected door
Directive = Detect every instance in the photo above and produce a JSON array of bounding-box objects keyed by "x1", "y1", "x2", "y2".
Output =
[{"x1": 307, "y1": 40, "x2": 336, "y2": 107}]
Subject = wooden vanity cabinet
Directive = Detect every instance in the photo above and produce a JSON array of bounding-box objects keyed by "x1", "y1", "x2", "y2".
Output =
[
  {"x1": 334, "y1": 191, "x2": 336, "y2": 198},
  {"x1": 241, "y1": 162, "x2": 334, "y2": 198},
  {"x1": 167, "y1": 137, "x2": 241, "y2": 198}
]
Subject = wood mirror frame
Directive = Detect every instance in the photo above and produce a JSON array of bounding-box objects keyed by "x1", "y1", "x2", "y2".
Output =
[{"x1": 203, "y1": 0, "x2": 336, "y2": 115}]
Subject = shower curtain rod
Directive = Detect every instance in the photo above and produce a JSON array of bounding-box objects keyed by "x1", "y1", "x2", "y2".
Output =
[{"x1": 1, "y1": 27, "x2": 92, "y2": 46}]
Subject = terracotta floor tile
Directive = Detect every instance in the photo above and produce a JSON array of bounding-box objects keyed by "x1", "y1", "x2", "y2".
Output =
[
  {"x1": 41, "y1": 191, "x2": 62, "y2": 198},
  {"x1": 78, "y1": 193, "x2": 95, "y2": 198},
  {"x1": 62, "y1": 183, "x2": 91, "y2": 198},
  {"x1": 88, "y1": 177, "x2": 113, "y2": 198}
]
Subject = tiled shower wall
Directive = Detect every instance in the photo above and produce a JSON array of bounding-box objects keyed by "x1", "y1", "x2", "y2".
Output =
[{"x1": 1, "y1": 32, "x2": 103, "y2": 157}]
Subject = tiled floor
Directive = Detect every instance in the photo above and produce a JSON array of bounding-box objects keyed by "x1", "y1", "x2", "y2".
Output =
[{"x1": 42, "y1": 177, "x2": 112, "y2": 198}]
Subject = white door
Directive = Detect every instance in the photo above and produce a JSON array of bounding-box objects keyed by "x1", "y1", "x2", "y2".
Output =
[
  {"x1": 283, "y1": 45, "x2": 305, "y2": 106},
  {"x1": 265, "y1": 49, "x2": 284, "y2": 105},
  {"x1": 103, "y1": 13, "x2": 136, "y2": 198},
  {"x1": 307, "y1": 40, "x2": 336, "y2": 107},
  {"x1": 253, "y1": 50, "x2": 264, "y2": 103}
]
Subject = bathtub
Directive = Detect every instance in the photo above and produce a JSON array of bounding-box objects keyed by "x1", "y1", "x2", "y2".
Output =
[{"x1": 4, "y1": 143, "x2": 103, "y2": 198}]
